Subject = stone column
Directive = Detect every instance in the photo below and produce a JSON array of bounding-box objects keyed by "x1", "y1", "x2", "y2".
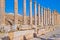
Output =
[
  {"x1": 49, "y1": 9, "x2": 51, "y2": 26},
  {"x1": 0, "y1": 0, "x2": 1, "y2": 13},
  {"x1": 45, "y1": 9, "x2": 48, "y2": 26},
  {"x1": 51, "y1": 12, "x2": 52, "y2": 26},
  {"x1": 41, "y1": 7, "x2": 44, "y2": 27},
  {"x1": 54, "y1": 11, "x2": 57, "y2": 25},
  {"x1": 43, "y1": 8, "x2": 46, "y2": 26},
  {"x1": 0, "y1": 0, "x2": 1, "y2": 25},
  {"x1": 0, "y1": 0, "x2": 5, "y2": 25},
  {"x1": 52, "y1": 12, "x2": 54, "y2": 26},
  {"x1": 38, "y1": 4, "x2": 41, "y2": 25},
  {"x1": 14, "y1": 0, "x2": 18, "y2": 25},
  {"x1": 23, "y1": 0, "x2": 26, "y2": 25},
  {"x1": 47, "y1": 8, "x2": 50, "y2": 26},
  {"x1": 34, "y1": 2, "x2": 37, "y2": 26},
  {"x1": 30, "y1": 0, "x2": 32, "y2": 25},
  {"x1": 49, "y1": 10, "x2": 52, "y2": 26}
]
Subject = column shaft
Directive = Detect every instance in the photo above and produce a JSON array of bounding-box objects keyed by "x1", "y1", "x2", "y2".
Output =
[
  {"x1": 34, "y1": 2, "x2": 37, "y2": 26},
  {"x1": 38, "y1": 4, "x2": 41, "y2": 25},
  {"x1": 0, "y1": 0, "x2": 5, "y2": 25},
  {"x1": 52, "y1": 12, "x2": 55, "y2": 25},
  {"x1": 50, "y1": 10, "x2": 52, "y2": 25},
  {"x1": 51, "y1": 12, "x2": 52, "y2": 25},
  {"x1": 23, "y1": 0, "x2": 26, "y2": 25},
  {"x1": 0, "y1": 0, "x2": 1, "y2": 25},
  {"x1": 47, "y1": 8, "x2": 50, "y2": 26},
  {"x1": 43, "y1": 8, "x2": 46, "y2": 26},
  {"x1": 49, "y1": 11, "x2": 50, "y2": 26},
  {"x1": 45, "y1": 9, "x2": 48, "y2": 26},
  {"x1": 54, "y1": 11, "x2": 57, "y2": 25},
  {"x1": 14, "y1": 0, "x2": 18, "y2": 25},
  {"x1": 41, "y1": 7, "x2": 44, "y2": 27},
  {"x1": 30, "y1": 0, "x2": 32, "y2": 25}
]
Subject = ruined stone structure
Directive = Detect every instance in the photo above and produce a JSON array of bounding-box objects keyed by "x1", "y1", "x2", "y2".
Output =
[
  {"x1": 0, "y1": 0, "x2": 60, "y2": 40},
  {"x1": 0, "y1": 0, "x2": 60, "y2": 27}
]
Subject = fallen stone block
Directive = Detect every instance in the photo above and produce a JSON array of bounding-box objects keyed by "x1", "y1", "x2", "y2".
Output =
[{"x1": 8, "y1": 32, "x2": 14, "y2": 40}]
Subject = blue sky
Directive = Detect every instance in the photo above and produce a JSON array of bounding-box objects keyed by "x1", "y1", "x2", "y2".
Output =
[{"x1": 5, "y1": 0, "x2": 60, "y2": 16}]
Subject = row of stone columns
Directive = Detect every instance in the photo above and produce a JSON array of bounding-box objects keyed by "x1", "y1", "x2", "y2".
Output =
[
  {"x1": 0, "y1": 0, "x2": 55, "y2": 27},
  {"x1": 43, "y1": 8, "x2": 55, "y2": 26},
  {"x1": 23, "y1": 0, "x2": 55, "y2": 26}
]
